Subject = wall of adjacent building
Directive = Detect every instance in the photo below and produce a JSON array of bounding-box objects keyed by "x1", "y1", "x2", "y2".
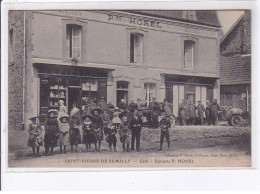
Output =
[{"x1": 8, "y1": 11, "x2": 25, "y2": 131}]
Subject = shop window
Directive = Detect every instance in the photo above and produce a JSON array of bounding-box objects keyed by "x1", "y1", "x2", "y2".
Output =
[
  {"x1": 67, "y1": 24, "x2": 82, "y2": 59},
  {"x1": 172, "y1": 84, "x2": 184, "y2": 116},
  {"x1": 130, "y1": 33, "x2": 144, "y2": 64},
  {"x1": 184, "y1": 40, "x2": 195, "y2": 69},
  {"x1": 195, "y1": 86, "x2": 207, "y2": 106},
  {"x1": 117, "y1": 81, "x2": 129, "y2": 106},
  {"x1": 9, "y1": 28, "x2": 14, "y2": 64},
  {"x1": 144, "y1": 83, "x2": 156, "y2": 106}
]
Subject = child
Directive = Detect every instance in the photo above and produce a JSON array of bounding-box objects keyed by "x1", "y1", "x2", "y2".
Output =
[
  {"x1": 69, "y1": 107, "x2": 81, "y2": 153},
  {"x1": 119, "y1": 113, "x2": 131, "y2": 152},
  {"x1": 102, "y1": 110, "x2": 110, "y2": 128},
  {"x1": 159, "y1": 112, "x2": 171, "y2": 151},
  {"x1": 91, "y1": 108, "x2": 103, "y2": 151},
  {"x1": 104, "y1": 120, "x2": 117, "y2": 152},
  {"x1": 57, "y1": 113, "x2": 70, "y2": 154},
  {"x1": 82, "y1": 115, "x2": 96, "y2": 152},
  {"x1": 27, "y1": 116, "x2": 43, "y2": 158},
  {"x1": 44, "y1": 109, "x2": 59, "y2": 156},
  {"x1": 112, "y1": 107, "x2": 121, "y2": 129}
]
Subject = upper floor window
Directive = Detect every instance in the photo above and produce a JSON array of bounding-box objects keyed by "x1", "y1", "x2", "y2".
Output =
[
  {"x1": 66, "y1": 24, "x2": 82, "y2": 59},
  {"x1": 130, "y1": 33, "x2": 144, "y2": 64},
  {"x1": 183, "y1": 11, "x2": 197, "y2": 21},
  {"x1": 184, "y1": 40, "x2": 195, "y2": 69}
]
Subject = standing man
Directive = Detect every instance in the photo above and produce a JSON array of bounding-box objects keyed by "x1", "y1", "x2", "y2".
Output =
[
  {"x1": 137, "y1": 98, "x2": 142, "y2": 110},
  {"x1": 129, "y1": 109, "x2": 142, "y2": 151},
  {"x1": 189, "y1": 101, "x2": 196, "y2": 125},
  {"x1": 129, "y1": 99, "x2": 138, "y2": 113},
  {"x1": 205, "y1": 99, "x2": 212, "y2": 125},
  {"x1": 118, "y1": 99, "x2": 128, "y2": 112},
  {"x1": 98, "y1": 96, "x2": 109, "y2": 113},
  {"x1": 149, "y1": 97, "x2": 161, "y2": 128},
  {"x1": 197, "y1": 101, "x2": 205, "y2": 125},
  {"x1": 178, "y1": 99, "x2": 187, "y2": 126},
  {"x1": 211, "y1": 99, "x2": 220, "y2": 125}
]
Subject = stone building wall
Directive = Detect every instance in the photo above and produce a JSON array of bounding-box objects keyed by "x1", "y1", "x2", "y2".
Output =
[{"x1": 8, "y1": 11, "x2": 25, "y2": 130}]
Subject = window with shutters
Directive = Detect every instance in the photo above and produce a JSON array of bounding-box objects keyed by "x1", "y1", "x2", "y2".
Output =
[
  {"x1": 67, "y1": 24, "x2": 82, "y2": 59},
  {"x1": 130, "y1": 33, "x2": 144, "y2": 64},
  {"x1": 184, "y1": 40, "x2": 195, "y2": 69}
]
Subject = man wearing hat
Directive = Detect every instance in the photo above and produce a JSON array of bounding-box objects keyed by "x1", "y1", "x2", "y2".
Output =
[
  {"x1": 98, "y1": 96, "x2": 109, "y2": 113},
  {"x1": 44, "y1": 109, "x2": 59, "y2": 156},
  {"x1": 197, "y1": 100, "x2": 205, "y2": 125},
  {"x1": 118, "y1": 99, "x2": 128, "y2": 111}
]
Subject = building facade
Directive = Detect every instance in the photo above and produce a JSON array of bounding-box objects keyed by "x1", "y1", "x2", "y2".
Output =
[
  {"x1": 220, "y1": 11, "x2": 251, "y2": 112},
  {"x1": 8, "y1": 10, "x2": 221, "y2": 129}
]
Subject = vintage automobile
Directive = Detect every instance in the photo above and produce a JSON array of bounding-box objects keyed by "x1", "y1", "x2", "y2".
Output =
[{"x1": 220, "y1": 106, "x2": 250, "y2": 127}]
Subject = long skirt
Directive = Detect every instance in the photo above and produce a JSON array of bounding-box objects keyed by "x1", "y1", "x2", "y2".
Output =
[
  {"x1": 69, "y1": 128, "x2": 81, "y2": 145},
  {"x1": 83, "y1": 130, "x2": 97, "y2": 144},
  {"x1": 44, "y1": 133, "x2": 58, "y2": 148},
  {"x1": 57, "y1": 132, "x2": 70, "y2": 146}
]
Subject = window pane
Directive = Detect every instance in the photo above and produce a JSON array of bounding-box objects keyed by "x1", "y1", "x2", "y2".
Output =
[{"x1": 130, "y1": 34, "x2": 135, "y2": 63}]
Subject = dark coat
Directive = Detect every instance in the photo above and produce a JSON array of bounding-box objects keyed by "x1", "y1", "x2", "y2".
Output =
[
  {"x1": 160, "y1": 117, "x2": 171, "y2": 131},
  {"x1": 44, "y1": 117, "x2": 59, "y2": 147},
  {"x1": 92, "y1": 115, "x2": 104, "y2": 141},
  {"x1": 197, "y1": 104, "x2": 205, "y2": 117},
  {"x1": 69, "y1": 115, "x2": 81, "y2": 145},
  {"x1": 128, "y1": 115, "x2": 142, "y2": 131},
  {"x1": 129, "y1": 102, "x2": 138, "y2": 111},
  {"x1": 188, "y1": 104, "x2": 196, "y2": 119},
  {"x1": 211, "y1": 102, "x2": 220, "y2": 117},
  {"x1": 82, "y1": 122, "x2": 96, "y2": 144}
]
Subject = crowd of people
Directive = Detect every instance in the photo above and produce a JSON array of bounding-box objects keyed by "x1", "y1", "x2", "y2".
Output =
[
  {"x1": 27, "y1": 97, "x2": 220, "y2": 158},
  {"x1": 178, "y1": 99, "x2": 220, "y2": 126}
]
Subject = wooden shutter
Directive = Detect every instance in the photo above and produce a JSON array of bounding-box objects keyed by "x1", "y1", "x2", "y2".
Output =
[
  {"x1": 130, "y1": 34, "x2": 135, "y2": 63},
  {"x1": 134, "y1": 34, "x2": 143, "y2": 64},
  {"x1": 72, "y1": 25, "x2": 81, "y2": 59},
  {"x1": 184, "y1": 40, "x2": 194, "y2": 68}
]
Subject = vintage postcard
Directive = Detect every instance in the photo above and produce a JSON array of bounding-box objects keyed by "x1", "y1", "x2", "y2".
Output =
[{"x1": 5, "y1": 8, "x2": 251, "y2": 169}]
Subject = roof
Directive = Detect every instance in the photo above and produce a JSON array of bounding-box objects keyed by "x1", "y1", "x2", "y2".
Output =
[
  {"x1": 124, "y1": 10, "x2": 221, "y2": 27},
  {"x1": 220, "y1": 14, "x2": 244, "y2": 43}
]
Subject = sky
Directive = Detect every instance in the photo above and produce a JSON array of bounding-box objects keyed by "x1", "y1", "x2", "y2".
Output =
[{"x1": 217, "y1": 10, "x2": 244, "y2": 35}]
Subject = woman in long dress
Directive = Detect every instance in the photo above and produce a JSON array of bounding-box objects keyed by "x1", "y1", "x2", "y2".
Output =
[{"x1": 69, "y1": 107, "x2": 81, "y2": 152}]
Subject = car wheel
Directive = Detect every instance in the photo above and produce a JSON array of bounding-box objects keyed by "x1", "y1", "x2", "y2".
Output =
[
  {"x1": 231, "y1": 115, "x2": 243, "y2": 127},
  {"x1": 170, "y1": 116, "x2": 176, "y2": 127}
]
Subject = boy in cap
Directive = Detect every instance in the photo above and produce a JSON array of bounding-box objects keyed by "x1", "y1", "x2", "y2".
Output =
[
  {"x1": 159, "y1": 112, "x2": 171, "y2": 151},
  {"x1": 119, "y1": 112, "x2": 131, "y2": 152},
  {"x1": 27, "y1": 116, "x2": 43, "y2": 157}
]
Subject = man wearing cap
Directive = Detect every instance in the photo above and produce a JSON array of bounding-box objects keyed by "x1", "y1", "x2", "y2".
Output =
[
  {"x1": 98, "y1": 96, "x2": 109, "y2": 113},
  {"x1": 197, "y1": 101, "x2": 205, "y2": 125},
  {"x1": 148, "y1": 97, "x2": 161, "y2": 128},
  {"x1": 211, "y1": 99, "x2": 220, "y2": 125},
  {"x1": 178, "y1": 99, "x2": 187, "y2": 126},
  {"x1": 205, "y1": 99, "x2": 212, "y2": 125}
]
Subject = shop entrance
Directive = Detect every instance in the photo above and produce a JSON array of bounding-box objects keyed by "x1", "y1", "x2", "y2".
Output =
[{"x1": 68, "y1": 87, "x2": 81, "y2": 113}]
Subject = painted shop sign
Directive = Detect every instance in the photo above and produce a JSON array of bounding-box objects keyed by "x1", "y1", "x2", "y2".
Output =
[{"x1": 107, "y1": 14, "x2": 162, "y2": 28}]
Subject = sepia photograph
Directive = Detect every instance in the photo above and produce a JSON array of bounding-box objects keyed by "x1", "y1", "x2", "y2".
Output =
[{"x1": 6, "y1": 9, "x2": 251, "y2": 168}]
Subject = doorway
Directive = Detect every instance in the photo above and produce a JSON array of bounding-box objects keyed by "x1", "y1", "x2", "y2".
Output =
[{"x1": 68, "y1": 87, "x2": 81, "y2": 114}]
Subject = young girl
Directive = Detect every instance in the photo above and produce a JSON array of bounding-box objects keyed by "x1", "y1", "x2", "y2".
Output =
[
  {"x1": 82, "y1": 115, "x2": 96, "y2": 152},
  {"x1": 69, "y1": 108, "x2": 81, "y2": 153},
  {"x1": 119, "y1": 113, "x2": 131, "y2": 152},
  {"x1": 27, "y1": 116, "x2": 43, "y2": 158},
  {"x1": 104, "y1": 120, "x2": 117, "y2": 152},
  {"x1": 44, "y1": 109, "x2": 59, "y2": 156},
  {"x1": 91, "y1": 108, "x2": 103, "y2": 152},
  {"x1": 57, "y1": 113, "x2": 70, "y2": 154},
  {"x1": 102, "y1": 110, "x2": 110, "y2": 128},
  {"x1": 112, "y1": 107, "x2": 121, "y2": 129}
]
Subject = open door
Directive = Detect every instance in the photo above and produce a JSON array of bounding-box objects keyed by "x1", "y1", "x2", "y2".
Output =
[{"x1": 68, "y1": 87, "x2": 81, "y2": 113}]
